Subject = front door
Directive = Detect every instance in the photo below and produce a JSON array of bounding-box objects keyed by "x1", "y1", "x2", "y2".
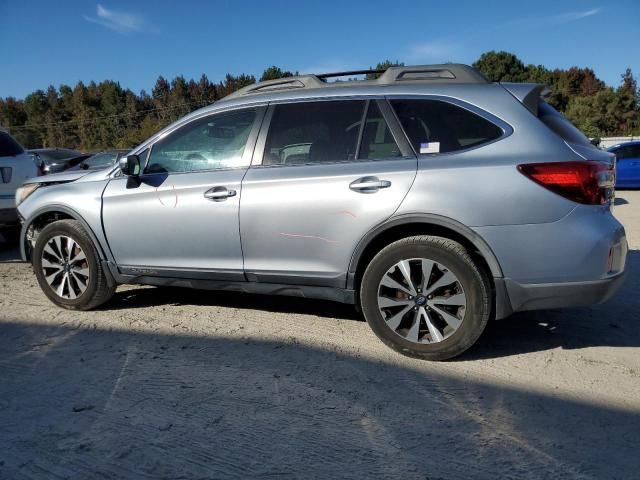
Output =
[
  {"x1": 240, "y1": 99, "x2": 417, "y2": 287},
  {"x1": 102, "y1": 106, "x2": 264, "y2": 280}
]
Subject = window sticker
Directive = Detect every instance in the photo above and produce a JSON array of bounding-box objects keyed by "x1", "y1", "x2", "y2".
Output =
[{"x1": 419, "y1": 142, "x2": 440, "y2": 154}]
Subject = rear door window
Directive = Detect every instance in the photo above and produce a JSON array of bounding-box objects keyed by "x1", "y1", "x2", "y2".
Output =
[
  {"x1": 390, "y1": 99, "x2": 503, "y2": 154},
  {"x1": 263, "y1": 100, "x2": 365, "y2": 165},
  {"x1": 0, "y1": 131, "x2": 25, "y2": 157}
]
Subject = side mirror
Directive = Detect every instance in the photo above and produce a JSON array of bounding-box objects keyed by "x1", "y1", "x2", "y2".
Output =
[{"x1": 120, "y1": 154, "x2": 141, "y2": 176}]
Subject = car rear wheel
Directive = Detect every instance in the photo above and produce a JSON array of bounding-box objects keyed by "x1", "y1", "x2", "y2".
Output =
[
  {"x1": 32, "y1": 219, "x2": 115, "y2": 310},
  {"x1": 360, "y1": 235, "x2": 491, "y2": 361}
]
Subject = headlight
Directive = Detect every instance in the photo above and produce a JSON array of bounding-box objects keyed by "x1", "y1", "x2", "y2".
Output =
[{"x1": 15, "y1": 183, "x2": 40, "y2": 207}]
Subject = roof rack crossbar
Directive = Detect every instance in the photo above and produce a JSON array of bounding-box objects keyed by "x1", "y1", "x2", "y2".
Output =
[{"x1": 316, "y1": 69, "x2": 385, "y2": 80}]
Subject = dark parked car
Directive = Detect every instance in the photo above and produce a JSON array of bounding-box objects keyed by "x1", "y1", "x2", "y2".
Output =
[
  {"x1": 608, "y1": 141, "x2": 640, "y2": 188},
  {"x1": 68, "y1": 149, "x2": 130, "y2": 172},
  {"x1": 27, "y1": 148, "x2": 84, "y2": 174}
]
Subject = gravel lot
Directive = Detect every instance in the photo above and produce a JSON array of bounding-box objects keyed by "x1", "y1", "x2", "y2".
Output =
[{"x1": 1, "y1": 191, "x2": 639, "y2": 479}]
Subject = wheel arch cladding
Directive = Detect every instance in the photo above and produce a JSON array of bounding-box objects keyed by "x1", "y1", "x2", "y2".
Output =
[
  {"x1": 21, "y1": 206, "x2": 108, "y2": 262},
  {"x1": 347, "y1": 215, "x2": 503, "y2": 291}
]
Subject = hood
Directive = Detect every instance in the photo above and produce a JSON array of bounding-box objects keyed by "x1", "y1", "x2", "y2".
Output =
[
  {"x1": 67, "y1": 162, "x2": 116, "y2": 173},
  {"x1": 25, "y1": 170, "x2": 90, "y2": 185},
  {"x1": 24, "y1": 166, "x2": 115, "y2": 186}
]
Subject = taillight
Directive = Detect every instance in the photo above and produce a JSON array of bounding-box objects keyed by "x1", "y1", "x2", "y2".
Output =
[{"x1": 518, "y1": 161, "x2": 615, "y2": 205}]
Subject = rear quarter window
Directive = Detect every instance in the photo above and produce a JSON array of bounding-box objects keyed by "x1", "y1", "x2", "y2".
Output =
[
  {"x1": 0, "y1": 131, "x2": 25, "y2": 157},
  {"x1": 537, "y1": 101, "x2": 591, "y2": 147},
  {"x1": 390, "y1": 99, "x2": 503, "y2": 154}
]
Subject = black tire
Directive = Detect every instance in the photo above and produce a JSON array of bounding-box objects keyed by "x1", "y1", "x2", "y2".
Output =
[
  {"x1": 32, "y1": 219, "x2": 115, "y2": 310},
  {"x1": 360, "y1": 235, "x2": 491, "y2": 361}
]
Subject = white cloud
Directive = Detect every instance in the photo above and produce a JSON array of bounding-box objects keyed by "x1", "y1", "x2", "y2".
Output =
[
  {"x1": 406, "y1": 41, "x2": 458, "y2": 62},
  {"x1": 504, "y1": 7, "x2": 603, "y2": 29},
  {"x1": 83, "y1": 4, "x2": 146, "y2": 33},
  {"x1": 549, "y1": 8, "x2": 602, "y2": 24},
  {"x1": 398, "y1": 7, "x2": 602, "y2": 64}
]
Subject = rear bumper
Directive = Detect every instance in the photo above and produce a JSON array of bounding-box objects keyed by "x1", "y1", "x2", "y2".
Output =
[
  {"x1": 499, "y1": 271, "x2": 626, "y2": 313},
  {"x1": 480, "y1": 205, "x2": 628, "y2": 318},
  {"x1": 0, "y1": 208, "x2": 18, "y2": 227}
]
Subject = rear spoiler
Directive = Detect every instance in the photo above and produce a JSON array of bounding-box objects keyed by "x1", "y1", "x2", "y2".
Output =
[{"x1": 500, "y1": 83, "x2": 550, "y2": 116}]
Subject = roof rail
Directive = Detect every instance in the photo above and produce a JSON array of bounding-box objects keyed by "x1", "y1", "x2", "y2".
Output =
[
  {"x1": 224, "y1": 75, "x2": 326, "y2": 100},
  {"x1": 223, "y1": 64, "x2": 488, "y2": 100},
  {"x1": 378, "y1": 64, "x2": 489, "y2": 84}
]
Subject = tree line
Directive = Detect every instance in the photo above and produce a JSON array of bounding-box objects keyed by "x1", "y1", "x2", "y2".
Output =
[
  {"x1": 472, "y1": 51, "x2": 639, "y2": 139},
  {"x1": 0, "y1": 52, "x2": 638, "y2": 151}
]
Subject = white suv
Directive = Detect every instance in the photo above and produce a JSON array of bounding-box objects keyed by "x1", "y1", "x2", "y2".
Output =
[{"x1": 0, "y1": 131, "x2": 41, "y2": 234}]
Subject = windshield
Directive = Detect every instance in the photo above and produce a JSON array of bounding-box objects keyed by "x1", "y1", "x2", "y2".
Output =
[
  {"x1": 0, "y1": 131, "x2": 25, "y2": 156},
  {"x1": 35, "y1": 149, "x2": 81, "y2": 161},
  {"x1": 80, "y1": 151, "x2": 120, "y2": 169}
]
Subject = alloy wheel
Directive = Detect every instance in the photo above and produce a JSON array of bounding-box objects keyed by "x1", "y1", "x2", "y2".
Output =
[
  {"x1": 377, "y1": 258, "x2": 466, "y2": 344},
  {"x1": 41, "y1": 235, "x2": 90, "y2": 299}
]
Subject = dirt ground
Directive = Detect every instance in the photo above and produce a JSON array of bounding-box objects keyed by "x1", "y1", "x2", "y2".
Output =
[{"x1": 1, "y1": 192, "x2": 639, "y2": 479}]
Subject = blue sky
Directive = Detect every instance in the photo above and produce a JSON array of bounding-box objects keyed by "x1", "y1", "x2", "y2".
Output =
[{"x1": 1, "y1": 0, "x2": 638, "y2": 99}]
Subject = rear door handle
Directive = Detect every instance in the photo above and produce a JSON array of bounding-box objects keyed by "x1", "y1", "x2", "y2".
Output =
[
  {"x1": 349, "y1": 176, "x2": 392, "y2": 193},
  {"x1": 204, "y1": 186, "x2": 236, "y2": 201}
]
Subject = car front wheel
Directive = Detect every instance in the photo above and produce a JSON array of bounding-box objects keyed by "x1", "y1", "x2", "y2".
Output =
[
  {"x1": 360, "y1": 235, "x2": 491, "y2": 361},
  {"x1": 32, "y1": 219, "x2": 115, "y2": 310}
]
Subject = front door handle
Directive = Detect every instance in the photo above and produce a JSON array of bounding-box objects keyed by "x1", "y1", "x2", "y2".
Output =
[
  {"x1": 204, "y1": 186, "x2": 237, "y2": 201},
  {"x1": 349, "y1": 176, "x2": 392, "y2": 193}
]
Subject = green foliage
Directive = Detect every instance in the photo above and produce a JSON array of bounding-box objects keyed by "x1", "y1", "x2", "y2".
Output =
[
  {"x1": 620, "y1": 68, "x2": 638, "y2": 98},
  {"x1": 473, "y1": 51, "x2": 639, "y2": 136},
  {"x1": 473, "y1": 51, "x2": 527, "y2": 82},
  {"x1": 260, "y1": 66, "x2": 295, "y2": 81},
  {"x1": 216, "y1": 74, "x2": 256, "y2": 99},
  {"x1": 1, "y1": 55, "x2": 639, "y2": 150}
]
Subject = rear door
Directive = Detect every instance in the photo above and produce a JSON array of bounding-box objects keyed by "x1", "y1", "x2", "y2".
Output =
[{"x1": 239, "y1": 98, "x2": 416, "y2": 287}]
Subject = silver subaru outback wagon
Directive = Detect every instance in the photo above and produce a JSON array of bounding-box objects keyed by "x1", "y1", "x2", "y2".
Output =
[{"x1": 16, "y1": 64, "x2": 627, "y2": 360}]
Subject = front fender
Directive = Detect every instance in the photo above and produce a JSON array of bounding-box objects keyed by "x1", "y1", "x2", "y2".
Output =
[{"x1": 20, "y1": 204, "x2": 109, "y2": 262}]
